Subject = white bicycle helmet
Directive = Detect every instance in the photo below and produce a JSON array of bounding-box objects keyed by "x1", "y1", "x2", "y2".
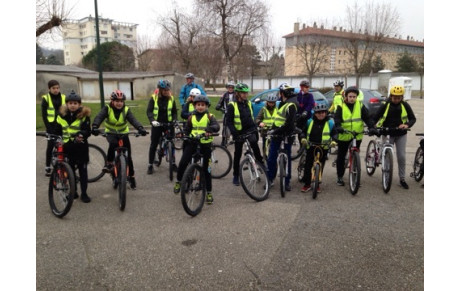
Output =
[{"x1": 190, "y1": 88, "x2": 201, "y2": 97}]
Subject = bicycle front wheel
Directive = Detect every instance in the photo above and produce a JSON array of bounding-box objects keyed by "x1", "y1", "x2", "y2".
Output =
[
  {"x1": 291, "y1": 139, "x2": 304, "y2": 160},
  {"x1": 48, "y1": 162, "x2": 75, "y2": 218},
  {"x1": 174, "y1": 124, "x2": 184, "y2": 150},
  {"x1": 365, "y1": 140, "x2": 377, "y2": 176},
  {"x1": 239, "y1": 158, "x2": 270, "y2": 202},
  {"x1": 87, "y1": 143, "x2": 107, "y2": 183},
  {"x1": 382, "y1": 148, "x2": 393, "y2": 193},
  {"x1": 349, "y1": 151, "x2": 361, "y2": 195},
  {"x1": 117, "y1": 155, "x2": 127, "y2": 211},
  {"x1": 413, "y1": 147, "x2": 424, "y2": 182},
  {"x1": 297, "y1": 151, "x2": 306, "y2": 182},
  {"x1": 181, "y1": 164, "x2": 206, "y2": 216},
  {"x1": 210, "y1": 145, "x2": 232, "y2": 179},
  {"x1": 168, "y1": 142, "x2": 174, "y2": 181},
  {"x1": 279, "y1": 155, "x2": 286, "y2": 198},
  {"x1": 312, "y1": 163, "x2": 320, "y2": 199}
]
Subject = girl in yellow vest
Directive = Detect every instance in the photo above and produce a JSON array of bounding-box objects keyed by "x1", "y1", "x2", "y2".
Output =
[
  {"x1": 55, "y1": 91, "x2": 92, "y2": 203},
  {"x1": 255, "y1": 93, "x2": 278, "y2": 160},
  {"x1": 173, "y1": 95, "x2": 220, "y2": 204},
  {"x1": 41, "y1": 79, "x2": 66, "y2": 176},
  {"x1": 334, "y1": 86, "x2": 376, "y2": 186}
]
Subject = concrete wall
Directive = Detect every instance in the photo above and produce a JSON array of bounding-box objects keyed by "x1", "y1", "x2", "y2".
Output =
[{"x1": 36, "y1": 73, "x2": 80, "y2": 101}]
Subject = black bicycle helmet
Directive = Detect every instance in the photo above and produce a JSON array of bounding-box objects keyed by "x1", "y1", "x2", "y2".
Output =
[
  {"x1": 66, "y1": 90, "x2": 81, "y2": 103},
  {"x1": 235, "y1": 83, "x2": 250, "y2": 93},
  {"x1": 193, "y1": 94, "x2": 210, "y2": 105},
  {"x1": 111, "y1": 89, "x2": 126, "y2": 101},
  {"x1": 314, "y1": 103, "x2": 328, "y2": 112},
  {"x1": 333, "y1": 80, "x2": 344, "y2": 87},
  {"x1": 344, "y1": 86, "x2": 360, "y2": 96},
  {"x1": 157, "y1": 79, "x2": 171, "y2": 90}
]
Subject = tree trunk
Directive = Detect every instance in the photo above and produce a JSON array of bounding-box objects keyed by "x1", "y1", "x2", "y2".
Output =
[{"x1": 36, "y1": 16, "x2": 62, "y2": 37}]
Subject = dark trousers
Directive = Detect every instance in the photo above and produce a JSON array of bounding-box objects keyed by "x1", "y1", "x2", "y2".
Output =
[
  {"x1": 302, "y1": 147, "x2": 327, "y2": 186},
  {"x1": 70, "y1": 161, "x2": 88, "y2": 195},
  {"x1": 336, "y1": 139, "x2": 362, "y2": 178},
  {"x1": 177, "y1": 142, "x2": 212, "y2": 192},
  {"x1": 149, "y1": 125, "x2": 174, "y2": 164},
  {"x1": 46, "y1": 139, "x2": 54, "y2": 167},
  {"x1": 233, "y1": 138, "x2": 263, "y2": 177},
  {"x1": 106, "y1": 135, "x2": 135, "y2": 177}
]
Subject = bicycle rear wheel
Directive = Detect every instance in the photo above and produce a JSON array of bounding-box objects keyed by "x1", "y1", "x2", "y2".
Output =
[
  {"x1": 174, "y1": 123, "x2": 185, "y2": 150},
  {"x1": 297, "y1": 151, "x2": 306, "y2": 182},
  {"x1": 210, "y1": 144, "x2": 232, "y2": 179},
  {"x1": 117, "y1": 155, "x2": 127, "y2": 211},
  {"x1": 413, "y1": 147, "x2": 424, "y2": 182},
  {"x1": 312, "y1": 163, "x2": 320, "y2": 199},
  {"x1": 382, "y1": 148, "x2": 393, "y2": 193},
  {"x1": 365, "y1": 140, "x2": 377, "y2": 176},
  {"x1": 87, "y1": 143, "x2": 107, "y2": 183},
  {"x1": 48, "y1": 162, "x2": 75, "y2": 218},
  {"x1": 279, "y1": 155, "x2": 286, "y2": 197},
  {"x1": 349, "y1": 151, "x2": 361, "y2": 195},
  {"x1": 239, "y1": 158, "x2": 270, "y2": 202},
  {"x1": 168, "y1": 142, "x2": 174, "y2": 181},
  {"x1": 181, "y1": 164, "x2": 206, "y2": 216},
  {"x1": 291, "y1": 139, "x2": 303, "y2": 160}
]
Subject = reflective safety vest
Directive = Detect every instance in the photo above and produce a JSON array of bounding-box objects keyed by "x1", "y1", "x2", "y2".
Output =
[
  {"x1": 331, "y1": 90, "x2": 344, "y2": 113},
  {"x1": 358, "y1": 90, "x2": 364, "y2": 102},
  {"x1": 338, "y1": 101, "x2": 364, "y2": 141},
  {"x1": 43, "y1": 93, "x2": 66, "y2": 122},
  {"x1": 273, "y1": 102, "x2": 295, "y2": 127},
  {"x1": 104, "y1": 105, "x2": 129, "y2": 134},
  {"x1": 377, "y1": 102, "x2": 408, "y2": 127},
  {"x1": 56, "y1": 116, "x2": 82, "y2": 143},
  {"x1": 306, "y1": 120, "x2": 331, "y2": 150},
  {"x1": 262, "y1": 107, "x2": 276, "y2": 128},
  {"x1": 188, "y1": 103, "x2": 194, "y2": 113},
  {"x1": 191, "y1": 113, "x2": 213, "y2": 144},
  {"x1": 151, "y1": 94, "x2": 175, "y2": 121},
  {"x1": 229, "y1": 101, "x2": 253, "y2": 130}
]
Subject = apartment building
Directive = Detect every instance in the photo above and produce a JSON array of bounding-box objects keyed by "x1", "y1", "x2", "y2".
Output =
[
  {"x1": 283, "y1": 23, "x2": 424, "y2": 76},
  {"x1": 62, "y1": 15, "x2": 138, "y2": 66}
]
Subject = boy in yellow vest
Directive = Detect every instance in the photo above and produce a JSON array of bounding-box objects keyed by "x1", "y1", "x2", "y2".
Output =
[
  {"x1": 173, "y1": 95, "x2": 220, "y2": 204},
  {"x1": 41, "y1": 80, "x2": 66, "y2": 176},
  {"x1": 181, "y1": 88, "x2": 201, "y2": 120},
  {"x1": 91, "y1": 90, "x2": 148, "y2": 190},
  {"x1": 255, "y1": 93, "x2": 278, "y2": 160},
  {"x1": 55, "y1": 90, "x2": 92, "y2": 203}
]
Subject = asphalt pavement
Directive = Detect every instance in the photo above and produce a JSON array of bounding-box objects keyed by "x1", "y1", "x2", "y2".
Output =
[{"x1": 36, "y1": 98, "x2": 424, "y2": 290}]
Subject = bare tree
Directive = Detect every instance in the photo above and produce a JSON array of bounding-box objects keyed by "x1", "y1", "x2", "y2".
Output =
[
  {"x1": 295, "y1": 36, "x2": 330, "y2": 84},
  {"x1": 342, "y1": 0, "x2": 401, "y2": 87},
  {"x1": 194, "y1": 37, "x2": 225, "y2": 91},
  {"x1": 259, "y1": 31, "x2": 284, "y2": 89},
  {"x1": 135, "y1": 35, "x2": 156, "y2": 71},
  {"x1": 36, "y1": 0, "x2": 73, "y2": 39},
  {"x1": 195, "y1": 0, "x2": 268, "y2": 81}
]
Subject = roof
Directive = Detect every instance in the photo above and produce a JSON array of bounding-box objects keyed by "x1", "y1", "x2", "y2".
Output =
[
  {"x1": 283, "y1": 26, "x2": 424, "y2": 48},
  {"x1": 36, "y1": 65, "x2": 96, "y2": 73}
]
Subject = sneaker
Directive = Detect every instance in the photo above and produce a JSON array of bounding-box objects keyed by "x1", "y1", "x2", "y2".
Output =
[
  {"x1": 270, "y1": 180, "x2": 274, "y2": 187},
  {"x1": 129, "y1": 176, "x2": 137, "y2": 190},
  {"x1": 337, "y1": 177, "x2": 345, "y2": 186},
  {"x1": 173, "y1": 181, "x2": 181, "y2": 194},
  {"x1": 74, "y1": 192, "x2": 79, "y2": 199},
  {"x1": 103, "y1": 163, "x2": 113, "y2": 173},
  {"x1": 233, "y1": 176, "x2": 240, "y2": 186},
  {"x1": 80, "y1": 193, "x2": 91, "y2": 203},
  {"x1": 45, "y1": 167, "x2": 52, "y2": 177},
  {"x1": 285, "y1": 184, "x2": 292, "y2": 191},
  {"x1": 400, "y1": 180, "x2": 409, "y2": 189},
  {"x1": 147, "y1": 164, "x2": 153, "y2": 175},
  {"x1": 206, "y1": 193, "x2": 214, "y2": 204},
  {"x1": 301, "y1": 185, "x2": 312, "y2": 192},
  {"x1": 317, "y1": 186, "x2": 321, "y2": 193}
]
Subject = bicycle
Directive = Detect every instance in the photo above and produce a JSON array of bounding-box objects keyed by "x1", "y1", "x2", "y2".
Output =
[
  {"x1": 231, "y1": 130, "x2": 270, "y2": 202},
  {"x1": 410, "y1": 133, "x2": 424, "y2": 182},
  {"x1": 209, "y1": 143, "x2": 232, "y2": 179},
  {"x1": 87, "y1": 143, "x2": 107, "y2": 183},
  {"x1": 180, "y1": 133, "x2": 219, "y2": 217},
  {"x1": 342, "y1": 130, "x2": 363, "y2": 195},
  {"x1": 155, "y1": 122, "x2": 179, "y2": 181},
  {"x1": 306, "y1": 141, "x2": 330, "y2": 199},
  {"x1": 174, "y1": 121, "x2": 186, "y2": 150},
  {"x1": 37, "y1": 132, "x2": 76, "y2": 218}
]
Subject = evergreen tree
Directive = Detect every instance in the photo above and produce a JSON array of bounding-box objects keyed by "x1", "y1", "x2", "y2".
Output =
[
  {"x1": 396, "y1": 51, "x2": 418, "y2": 72},
  {"x1": 82, "y1": 41, "x2": 135, "y2": 71},
  {"x1": 36, "y1": 44, "x2": 45, "y2": 64}
]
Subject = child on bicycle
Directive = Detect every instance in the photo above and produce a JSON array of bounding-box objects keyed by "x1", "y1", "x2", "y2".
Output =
[
  {"x1": 55, "y1": 90, "x2": 92, "y2": 203},
  {"x1": 146, "y1": 80, "x2": 178, "y2": 174},
  {"x1": 299, "y1": 104, "x2": 336, "y2": 193},
  {"x1": 334, "y1": 86, "x2": 376, "y2": 186},
  {"x1": 255, "y1": 92, "x2": 278, "y2": 159},
  {"x1": 215, "y1": 82, "x2": 235, "y2": 145},
  {"x1": 41, "y1": 79, "x2": 66, "y2": 177},
  {"x1": 91, "y1": 90, "x2": 148, "y2": 190},
  {"x1": 174, "y1": 95, "x2": 220, "y2": 204},
  {"x1": 181, "y1": 88, "x2": 201, "y2": 120}
]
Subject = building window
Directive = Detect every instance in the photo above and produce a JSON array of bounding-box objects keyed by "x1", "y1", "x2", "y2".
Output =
[
  {"x1": 129, "y1": 28, "x2": 133, "y2": 32},
  {"x1": 79, "y1": 24, "x2": 86, "y2": 29},
  {"x1": 124, "y1": 34, "x2": 132, "y2": 39},
  {"x1": 338, "y1": 60, "x2": 341, "y2": 64},
  {"x1": 339, "y1": 50, "x2": 341, "y2": 55},
  {"x1": 101, "y1": 30, "x2": 107, "y2": 35}
]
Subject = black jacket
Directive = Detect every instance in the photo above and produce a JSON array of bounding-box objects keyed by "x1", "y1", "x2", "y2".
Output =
[
  {"x1": 373, "y1": 101, "x2": 416, "y2": 136},
  {"x1": 183, "y1": 110, "x2": 220, "y2": 136},
  {"x1": 271, "y1": 96, "x2": 299, "y2": 136},
  {"x1": 92, "y1": 103, "x2": 143, "y2": 130},
  {"x1": 41, "y1": 92, "x2": 64, "y2": 133},
  {"x1": 334, "y1": 101, "x2": 374, "y2": 130},
  {"x1": 227, "y1": 99, "x2": 257, "y2": 136},
  {"x1": 146, "y1": 95, "x2": 178, "y2": 123}
]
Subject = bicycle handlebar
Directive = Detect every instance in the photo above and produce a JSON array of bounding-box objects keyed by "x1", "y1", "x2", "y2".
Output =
[
  {"x1": 98, "y1": 130, "x2": 144, "y2": 138},
  {"x1": 181, "y1": 133, "x2": 220, "y2": 142}
]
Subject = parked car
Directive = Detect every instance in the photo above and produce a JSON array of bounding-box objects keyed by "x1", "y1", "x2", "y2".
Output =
[
  {"x1": 323, "y1": 88, "x2": 386, "y2": 118},
  {"x1": 250, "y1": 88, "x2": 329, "y2": 118}
]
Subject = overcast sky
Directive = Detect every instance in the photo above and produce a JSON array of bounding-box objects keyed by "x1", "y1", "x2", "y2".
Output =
[{"x1": 38, "y1": 0, "x2": 424, "y2": 49}]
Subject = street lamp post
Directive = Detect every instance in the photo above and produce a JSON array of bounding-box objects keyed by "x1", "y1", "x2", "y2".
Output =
[{"x1": 94, "y1": 0, "x2": 104, "y2": 109}]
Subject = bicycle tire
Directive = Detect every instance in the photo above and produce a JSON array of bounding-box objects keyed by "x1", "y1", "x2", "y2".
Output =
[
  {"x1": 291, "y1": 141, "x2": 304, "y2": 160},
  {"x1": 279, "y1": 155, "x2": 286, "y2": 198},
  {"x1": 48, "y1": 162, "x2": 75, "y2": 218},
  {"x1": 349, "y1": 151, "x2": 361, "y2": 195},
  {"x1": 210, "y1": 145, "x2": 232, "y2": 179},
  {"x1": 87, "y1": 143, "x2": 107, "y2": 183},
  {"x1": 174, "y1": 124, "x2": 184, "y2": 150},
  {"x1": 181, "y1": 164, "x2": 206, "y2": 217},
  {"x1": 157, "y1": 139, "x2": 164, "y2": 167},
  {"x1": 312, "y1": 163, "x2": 320, "y2": 199},
  {"x1": 168, "y1": 142, "x2": 174, "y2": 181},
  {"x1": 239, "y1": 158, "x2": 270, "y2": 202},
  {"x1": 297, "y1": 151, "x2": 306, "y2": 182},
  {"x1": 118, "y1": 155, "x2": 127, "y2": 211},
  {"x1": 365, "y1": 140, "x2": 377, "y2": 176},
  {"x1": 382, "y1": 148, "x2": 393, "y2": 193},
  {"x1": 413, "y1": 147, "x2": 424, "y2": 182}
]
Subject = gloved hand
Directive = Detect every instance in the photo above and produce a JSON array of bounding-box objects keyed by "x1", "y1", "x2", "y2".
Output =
[
  {"x1": 301, "y1": 111, "x2": 309, "y2": 117},
  {"x1": 138, "y1": 127, "x2": 148, "y2": 136},
  {"x1": 368, "y1": 128, "x2": 378, "y2": 136},
  {"x1": 301, "y1": 138, "x2": 307, "y2": 146},
  {"x1": 216, "y1": 104, "x2": 221, "y2": 111},
  {"x1": 336, "y1": 127, "x2": 344, "y2": 134},
  {"x1": 152, "y1": 121, "x2": 160, "y2": 127},
  {"x1": 91, "y1": 127, "x2": 100, "y2": 136},
  {"x1": 267, "y1": 130, "x2": 275, "y2": 135}
]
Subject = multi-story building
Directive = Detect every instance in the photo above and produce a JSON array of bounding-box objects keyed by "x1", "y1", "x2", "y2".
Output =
[
  {"x1": 62, "y1": 15, "x2": 138, "y2": 66},
  {"x1": 283, "y1": 22, "x2": 424, "y2": 76}
]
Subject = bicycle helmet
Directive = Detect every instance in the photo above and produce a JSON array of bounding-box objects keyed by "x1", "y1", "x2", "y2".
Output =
[
  {"x1": 111, "y1": 89, "x2": 126, "y2": 101},
  {"x1": 299, "y1": 80, "x2": 310, "y2": 87},
  {"x1": 235, "y1": 83, "x2": 250, "y2": 93},
  {"x1": 189, "y1": 88, "x2": 201, "y2": 97},
  {"x1": 66, "y1": 90, "x2": 81, "y2": 103},
  {"x1": 193, "y1": 94, "x2": 210, "y2": 105},
  {"x1": 390, "y1": 85, "x2": 405, "y2": 96},
  {"x1": 344, "y1": 86, "x2": 359, "y2": 96},
  {"x1": 185, "y1": 73, "x2": 195, "y2": 79},
  {"x1": 314, "y1": 103, "x2": 328, "y2": 112},
  {"x1": 333, "y1": 80, "x2": 344, "y2": 87},
  {"x1": 226, "y1": 81, "x2": 235, "y2": 88},
  {"x1": 157, "y1": 79, "x2": 171, "y2": 90},
  {"x1": 265, "y1": 93, "x2": 279, "y2": 102},
  {"x1": 279, "y1": 82, "x2": 296, "y2": 97}
]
